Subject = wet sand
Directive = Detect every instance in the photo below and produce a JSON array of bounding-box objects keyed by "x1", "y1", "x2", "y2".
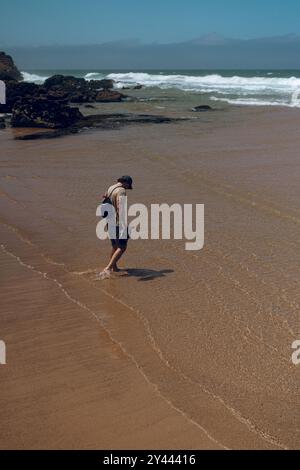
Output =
[{"x1": 0, "y1": 104, "x2": 300, "y2": 449}]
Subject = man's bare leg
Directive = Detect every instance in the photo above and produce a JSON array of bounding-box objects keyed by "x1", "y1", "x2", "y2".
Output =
[
  {"x1": 105, "y1": 247, "x2": 127, "y2": 272},
  {"x1": 110, "y1": 246, "x2": 119, "y2": 271},
  {"x1": 109, "y1": 246, "x2": 121, "y2": 272},
  {"x1": 111, "y1": 246, "x2": 117, "y2": 258}
]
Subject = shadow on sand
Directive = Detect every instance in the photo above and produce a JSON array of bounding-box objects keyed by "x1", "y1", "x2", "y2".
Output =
[{"x1": 121, "y1": 268, "x2": 174, "y2": 282}]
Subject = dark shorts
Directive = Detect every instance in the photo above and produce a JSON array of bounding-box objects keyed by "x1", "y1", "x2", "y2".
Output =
[{"x1": 110, "y1": 226, "x2": 129, "y2": 249}]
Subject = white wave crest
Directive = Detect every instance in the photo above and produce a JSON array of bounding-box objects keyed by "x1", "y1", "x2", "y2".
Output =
[
  {"x1": 21, "y1": 72, "x2": 48, "y2": 84},
  {"x1": 107, "y1": 72, "x2": 300, "y2": 93},
  {"x1": 84, "y1": 72, "x2": 106, "y2": 80},
  {"x1": 210, "y1": 96, "x2": 300, "y2": 108}
]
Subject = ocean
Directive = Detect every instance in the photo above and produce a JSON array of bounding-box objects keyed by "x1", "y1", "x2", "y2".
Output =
[{"x1": 22, "y1": 69, "x2": 300, "y2": 108}]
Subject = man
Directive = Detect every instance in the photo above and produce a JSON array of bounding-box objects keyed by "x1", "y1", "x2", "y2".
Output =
[{"x1": 101, "y1": 175, "x2": 133, "y2": 276}]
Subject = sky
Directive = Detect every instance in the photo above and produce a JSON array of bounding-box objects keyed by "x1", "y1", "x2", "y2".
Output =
[{"x1": 1, "y1": 0, "x2": 300, "y2": 46}]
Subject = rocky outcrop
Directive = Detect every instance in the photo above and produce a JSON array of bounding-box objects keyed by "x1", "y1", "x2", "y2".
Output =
[
  {"x1": 42, "y1": 75, "x2": 94, "y2": 103},
  {"x1": 80, "y1": 113, "x2": 174, "y2": 128},
  {"x1": 1, "y1": 74, "x2": 129, "y2": 125},
  {"x1": 43, "y1": 75, "x2": 85, "y2": 90},
  {"x1": 0, "y1": 53, "x2": 177, "y2": 138},
  {"x1": 0, "y1": 70, "x2": 128, "y2": 114},
  {"x1": 42, "y1": 75, "x2": 121, "y2": 103},
  {"x1": 92, "y1": 79, "x2": 114, "y2": 90},
  {"x1": 15, "y1": 113, "x2": 181, "y2": 140},
  {"x1": 0, "y1": 81, "x2": 40, "y2": 113},
  {"x1": 0, "y1": 52, "x2": 23, "y2": 81},
  {"x1": 11, "y1": 97, "x2": 83, "y2": 129}
]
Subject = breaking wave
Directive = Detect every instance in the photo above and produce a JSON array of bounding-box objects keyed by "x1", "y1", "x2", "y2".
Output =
[
  {"x1": 21, "y1": 72, "x2": 49, "y2": 84},
  {"x1": 107, "y1": 72, "x2": 300, "y2": 92}
]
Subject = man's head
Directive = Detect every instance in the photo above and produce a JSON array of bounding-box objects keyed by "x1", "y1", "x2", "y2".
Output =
[{"x1": 118, "y1": 175, "x2": 133, "y2": 190}]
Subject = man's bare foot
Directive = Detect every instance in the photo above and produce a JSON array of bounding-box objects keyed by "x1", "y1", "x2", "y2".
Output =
[
  {"x1": 112, "y1": 266, "x2": 121, "y2": 272},
  {"x1": 94, "y1": 269, "x2": 112, "y2": 280},
  {"x1": 104, "y1": 265, "x2": 120, "y2": 273}
]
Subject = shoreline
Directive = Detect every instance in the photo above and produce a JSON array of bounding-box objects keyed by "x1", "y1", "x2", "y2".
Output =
[{"x1": 2, "y1": 63, "x2": 300, "y2": 140}]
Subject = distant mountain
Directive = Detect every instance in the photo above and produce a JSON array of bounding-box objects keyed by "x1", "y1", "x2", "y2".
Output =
[
  {"x1": 245, "y1": 33, "x2": 300, "y2": 44},
  {"x1": 183, "y1": 33, "x2": 237, "y2": 46},
  {"x1": 183, "y1": 33, "x2": 300, "y2": 46},
  {"x1": 5, "y1": 34, "x2": 300, "y2": 70},
  {"x1": 98, "y1": 38, "x2": 142, "y2": 48}
]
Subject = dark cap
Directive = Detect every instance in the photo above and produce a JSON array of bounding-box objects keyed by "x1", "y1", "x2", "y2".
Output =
[{"x1": 118, "y1": 175, "x2": 133, "y2": 189}]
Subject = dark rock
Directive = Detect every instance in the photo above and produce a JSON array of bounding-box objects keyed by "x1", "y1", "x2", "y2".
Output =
[
  {"x1": 11, "y1": 97, "x2": 83, "y2": 129},
  {"x1": 14, "y1": 113, "x2": 182, "y2": 140},
  {"x1": 99, "y1": 79, "x2": 115, "y2": 90},
  {"x1": 0, "y1": 52, "x2": 23, "y2": 81},
  {"x1": 44, "y1": 76, "x2": 115, "y2": 93},
  {"x1": 84, "y1": 104, "x2": 96, "y2": 109},
  {"x1": 42, "y1": 88, "x2": 69, "y2": 102},
  {"x1": 192, "y1": 105, "x2": 213, "y2": 112},
  {"x1": 77, "y1": 113, "x2": 174, "y2": 130},
  {"x1": 15, "y1": 127, "x2": 79, "y2": 140},
  {"x1": 69, "y1": 90, "x2": 94, "y2": 103},
  {"x1": 0, "y1": 117, "x2": 5, "y2": 129},
  {"x1": 96, "y1": 90, "x2": 126, "y2": 102},
  {"x1": 0, "y1": 81, "x2": 41, "y2": 113},
  {"x1": 43, "y1": 75, "x2": 98, "y2": 103},
  {"x1": 133, "y1": 84, "x2": 143, "y2": 90},
  {"x1": 34, "y1": 76, "x2": 117, "y2": 103},
  {"x1": 43, "y1": 75, "x2": 86, "y2": 90},
  {"x1": 89, "y1": 79, "x2": 115, "y2": 90}
]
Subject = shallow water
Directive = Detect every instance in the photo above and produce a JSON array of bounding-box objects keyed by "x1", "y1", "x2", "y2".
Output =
[{"x1": 0, "y1": 103, "x2": 300, "y2": 449}]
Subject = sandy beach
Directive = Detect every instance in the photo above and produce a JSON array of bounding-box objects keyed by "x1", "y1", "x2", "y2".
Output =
[{"x1": 0, "y1": 103, "x2": 300, "y2": 449}]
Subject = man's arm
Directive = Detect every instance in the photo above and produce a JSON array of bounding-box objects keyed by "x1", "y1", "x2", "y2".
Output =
[{"x1": 116, "y1": 189, "x2": 126, "y2": 217}]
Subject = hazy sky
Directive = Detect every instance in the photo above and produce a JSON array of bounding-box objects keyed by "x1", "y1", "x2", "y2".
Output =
[{"x1": 1, "y1": 0, "x2": 300, "y2": 46}]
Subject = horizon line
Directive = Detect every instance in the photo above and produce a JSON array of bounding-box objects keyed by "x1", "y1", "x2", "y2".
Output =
[{"x1": 3, "y1": 32, "x2": 300, "y2": 49}]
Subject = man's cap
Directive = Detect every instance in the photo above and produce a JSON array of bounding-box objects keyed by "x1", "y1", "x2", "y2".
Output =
[{"x1": 119, "y1": 175, "x2": 133, "y2": 189}]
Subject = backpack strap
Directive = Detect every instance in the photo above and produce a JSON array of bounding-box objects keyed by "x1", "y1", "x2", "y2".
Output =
[{"x1": 107, "y1": 185, "x2": 122, "y2": 200}]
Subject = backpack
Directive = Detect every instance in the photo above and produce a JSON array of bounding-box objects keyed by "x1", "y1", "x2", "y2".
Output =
[{"x1": 100, "y1": 186, "x2": 121, "y2": 218}]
